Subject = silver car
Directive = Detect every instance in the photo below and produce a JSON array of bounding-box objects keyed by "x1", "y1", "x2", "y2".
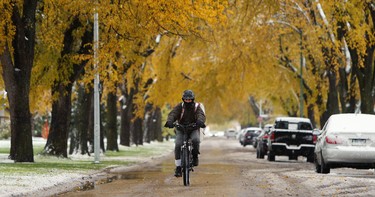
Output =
[{"x1": 314, "y1": 113, "x2": 375, "y2": 174}]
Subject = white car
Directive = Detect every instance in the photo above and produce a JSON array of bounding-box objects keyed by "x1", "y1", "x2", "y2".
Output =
[
  {"x1": 314, "y1": 113, "x2": 375, "y2": 174},
  {"x1": 224, "y1": 129, "x2": 237, "y2": 139}
]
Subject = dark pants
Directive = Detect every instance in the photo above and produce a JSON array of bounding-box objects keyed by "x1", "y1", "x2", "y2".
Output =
[{"x1": 174, "y1": 129, "x2": 200, "y2": 160}]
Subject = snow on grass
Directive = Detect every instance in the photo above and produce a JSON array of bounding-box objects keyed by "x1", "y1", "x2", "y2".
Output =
[{"x1": 0, "y1": 137, "x2": 174, "y2": 196}]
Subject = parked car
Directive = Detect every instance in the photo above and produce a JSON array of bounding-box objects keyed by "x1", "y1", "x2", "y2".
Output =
[
  {"x1": 238, "y1": 128, "x2": 245, "y2": 145},
  {"x1": 239, "y1": 127, "x2": 261, "y2": 147},
  {"x1": 254, "y1": 124, "x2": 273, "y2": 149},
  {"x1": 267, "y1": 117, "x2": 315, "y2": 162},
  {"x1": 237, "y1": 128, "x2": 245, "y2": 141},
  {"x1": 314, "y1": 113, "x2": 375, "y2": 174},
  {"x1": 256, "y1": 124, "x2": 273, "y2": 159},
  {"x1": 224, "y1": 129, "x2": 237, "y2": 139},
  {"x1": 212, "y1": 131, "x2": 225, "y2": 137}
]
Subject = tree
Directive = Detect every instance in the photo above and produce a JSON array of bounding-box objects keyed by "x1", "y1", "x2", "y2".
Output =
[
  {"x1": 0, "y1": 0, "x2": 37, "y2": 162},
  {"x1": 42, "y1": 18, "x2": 91, "y2": 157},
  {"x1": 338, "y1": 1, "x2": 375, "y2": 114},
  {"x1": 105, "y1": 90, "x2": 119, "y2": 151},
  {"x1": 148, "y1": 1, "x2": 282, "y2": 125},
  {"x1": 69, "y1": 83, "x2": 91, "y2": 155}
]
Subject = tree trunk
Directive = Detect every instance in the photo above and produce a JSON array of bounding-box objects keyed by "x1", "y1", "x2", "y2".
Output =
[
  {"x1": 356, "y1": 46, "x2": 375, "y2": 114},
  {"x1": 320, "y1": 68, "x2": 340, "y2": 127},
  {"x1": 154, "y1": 107, "x2": 163, "y2": 142},
  {"x1": 87, "y1": 88, "x2": 94, "y2": 152},
  {"x1": 133, "y1": 117, "x2": 143, "y2": 146},
  {"x1": 106, "y1": 92, "x2": 119, "y2": 151},
  {"x1": 348, "y1": 47, "x2": 361, "y2": 114},
  {"x1": 69, "y1": 127, "x2": 78, "y2": 155},
  {"x1": 80, "y1": 87, "x2": 91, "y2": 154},
  {"x1": 307, "y1": 104, "x2": 316, "y2": 128},
  {"x1": 44, "y1": 84, "x2": 72, "y2": 157},
  {"x1": 0, "y1": 1, "x2": 37, "y2": 162},
  {"x1": 338, "y1": 67, "x2": 349, "y2": 113},
  {"x1": 120, "y1": 87, "x2": 133, "y2": 146},
  {"x1": 43, "y1": 18, "x2": 87, "y2": 157},
  {"x1": 100, "y1": 103, "x2": 105, "y2": 153},
  {"x1": 132, "y1": 79, "x2": 143, "y2": 146},
  {"x1": 144, "y1": 104, "x2": 153, "y2": 143},
  {"x1": 1, "y1": 45, "x2": 34, "y2": 162},
  {"x1": 326, "y1": 69, "x2": 340, "y2": 115},
  {"x1": 69, "y1": 84, "x2": 90, "y2": 155}
]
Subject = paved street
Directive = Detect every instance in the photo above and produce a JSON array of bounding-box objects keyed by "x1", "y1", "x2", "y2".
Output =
[{"x1": 62, "y1": 137, "x2": 375, "y2": 197}]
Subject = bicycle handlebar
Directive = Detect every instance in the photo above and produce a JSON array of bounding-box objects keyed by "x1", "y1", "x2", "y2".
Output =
[
  {"x1": 173, "y1": 122, "x2": 206, "y2": 135},
  {"x1": 173, "y1": 122, "x2": 198, "y2": 130}
]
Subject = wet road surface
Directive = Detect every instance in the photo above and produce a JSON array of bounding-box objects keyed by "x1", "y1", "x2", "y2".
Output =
[{"x1": 61, "y1": 137, "x2": 375, "y2": 197}]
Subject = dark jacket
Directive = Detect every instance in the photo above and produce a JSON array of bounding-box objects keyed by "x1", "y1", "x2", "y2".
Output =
[{"x1": 167, "y1": 102, "x2": 206, "y2": 125}]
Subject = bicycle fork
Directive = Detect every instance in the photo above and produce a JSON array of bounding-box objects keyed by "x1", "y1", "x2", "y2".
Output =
[{"x1": 181, "y1": 142, "x2": 194, "y2": 171}]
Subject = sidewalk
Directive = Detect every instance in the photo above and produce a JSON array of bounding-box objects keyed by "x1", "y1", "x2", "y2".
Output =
[{"x1": 0, "y1": 137, "x2": 174, "y2": 197}]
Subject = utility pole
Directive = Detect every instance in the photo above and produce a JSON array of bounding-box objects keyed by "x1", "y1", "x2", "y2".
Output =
[
  {"x1": 93, "y1": 4, "x2": 100, "y2": 164},
  {"x1": 259, "y1": 100, "x2": 262, "y2": 128},
  {"x1": 299, "y1": 31, "x2": 304, "y2": 117}
]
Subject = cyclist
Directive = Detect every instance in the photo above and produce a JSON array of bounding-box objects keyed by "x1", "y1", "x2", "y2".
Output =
[{"x1": 164, "y1": 90, "x2": 206, "y2": 177}]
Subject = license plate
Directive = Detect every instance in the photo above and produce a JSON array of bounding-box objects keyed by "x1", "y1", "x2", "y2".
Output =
[
  {"x1": 288, "y1": 145, "x2": 298, "y2": 149},
  {"x1": 352, "y1": 139, "x2": 366, "y2": 146}
]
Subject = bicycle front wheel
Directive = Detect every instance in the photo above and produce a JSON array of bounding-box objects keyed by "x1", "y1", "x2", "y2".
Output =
[{"x1": 182, "y1": 147, "x2": 190, "y2": 186}]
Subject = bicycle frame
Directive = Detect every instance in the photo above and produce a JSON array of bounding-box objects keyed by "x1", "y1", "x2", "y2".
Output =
[
  {"x1": 175, "y1": 123, "x2": 196, "y2": 186},
  {"x1": 181, "y1": 131, "x2": 193, "y2": 186}
]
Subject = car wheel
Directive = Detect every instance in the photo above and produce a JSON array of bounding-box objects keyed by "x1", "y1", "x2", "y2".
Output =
[
  {"x1": 314, "y1": 153, "x2": 321, "y2": 173},
  {"x1": 256, "y1": 149, "x2": 260, "y2": 158},
  {"x1": 320, "y1": 153, "x2": 330, "y2": 174},
  {"x1": 267, "y1": 151, "x2": 275, "y2": 161}
]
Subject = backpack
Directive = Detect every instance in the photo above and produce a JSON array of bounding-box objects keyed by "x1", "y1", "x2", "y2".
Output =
[{"x1": 179, "y1": 102, "x2": 205, "y2": 121}]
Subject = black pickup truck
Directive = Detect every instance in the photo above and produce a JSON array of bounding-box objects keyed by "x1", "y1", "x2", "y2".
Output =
[{"x1": 267, "y1": 117, "x2": 316, "y2": 162}]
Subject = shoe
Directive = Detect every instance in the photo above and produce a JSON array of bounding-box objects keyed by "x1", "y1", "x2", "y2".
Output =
[
  {"x1": 174, "y1": 166, "x2": 182, "y2": 177},
  {"x1": 192, "y1": 156, "x2": 199, "y2": 166}
]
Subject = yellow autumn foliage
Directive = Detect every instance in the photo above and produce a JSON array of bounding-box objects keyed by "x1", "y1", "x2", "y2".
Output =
[{"x1": 2, "y1": 0, "x2": 373, "y2": 126}]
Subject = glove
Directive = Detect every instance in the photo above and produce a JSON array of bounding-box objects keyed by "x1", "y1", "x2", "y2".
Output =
[
  {"x1": 196, "y1": 120, "x2": 206, "y2": 128},
  {"x1": 164, "y1": 121, "x2": 174, "y2": 128}
]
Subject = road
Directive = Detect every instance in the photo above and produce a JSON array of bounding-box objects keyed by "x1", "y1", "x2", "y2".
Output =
[{"x1": 62, "y1": 137, "x2": 375, "y2": 197}]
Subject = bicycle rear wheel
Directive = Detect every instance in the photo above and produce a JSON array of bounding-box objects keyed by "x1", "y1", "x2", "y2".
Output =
[{"x1": 182, "y1": 147, "x2": 190, "y2": 186}]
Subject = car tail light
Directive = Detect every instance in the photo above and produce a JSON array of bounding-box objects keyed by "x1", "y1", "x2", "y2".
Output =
[
  {"x1": 269, "y1": 132, "x2": 275, "y2": 142},
  {"x1": 313, "y1": 135, "x2": 317, "y2": 144},
  {"x1": 325, "y1": 135, "x2": 343, "y2": 144}
]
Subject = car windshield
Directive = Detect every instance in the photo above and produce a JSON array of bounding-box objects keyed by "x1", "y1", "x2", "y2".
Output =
[
  {"x1": 299, "y1": 123, "x2": 312, "y2": 130},
  {"x1": 274, "y1": 121, "x2": 312, "y2": 130}
]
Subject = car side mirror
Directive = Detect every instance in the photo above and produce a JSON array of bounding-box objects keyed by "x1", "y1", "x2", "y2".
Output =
[{"x1": 312, "y1": 129, "x2": 321, "y2": 136}]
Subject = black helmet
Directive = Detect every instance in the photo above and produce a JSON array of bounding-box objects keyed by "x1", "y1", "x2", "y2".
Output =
[{"x1": 182, "y1": 90, "x2": 195, "y2": 100}]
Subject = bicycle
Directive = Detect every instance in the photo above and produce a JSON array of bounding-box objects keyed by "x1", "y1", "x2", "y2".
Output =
[{"x1": 174, "y1": 122, "x2": 197, "y2": 186}]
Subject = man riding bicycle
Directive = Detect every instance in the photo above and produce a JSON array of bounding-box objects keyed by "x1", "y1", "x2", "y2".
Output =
[{"x1": 164, "y1": 90, "x2": 206, "y2": 177}]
